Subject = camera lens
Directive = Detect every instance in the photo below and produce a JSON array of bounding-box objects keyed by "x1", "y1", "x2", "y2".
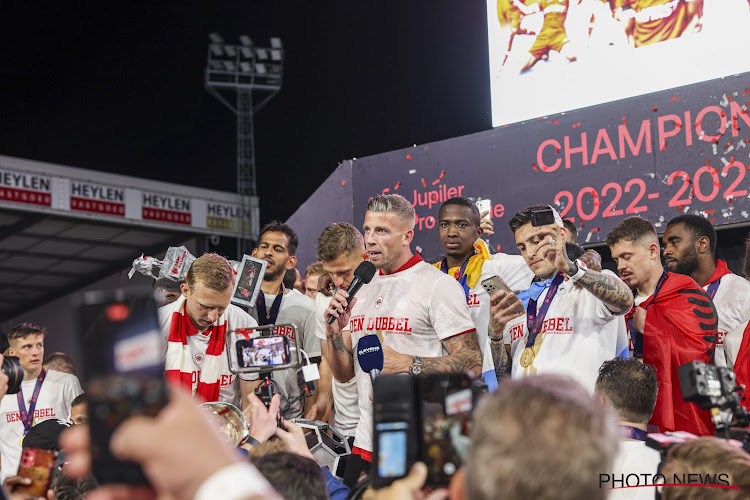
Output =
[{"x1": 2, "y1": 356, "x2": 24, "y2": 395}]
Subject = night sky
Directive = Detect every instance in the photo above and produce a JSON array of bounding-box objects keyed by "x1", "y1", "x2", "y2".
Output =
[{"x1": 0, "y1": 2, "x2": 492, "y2": 226}]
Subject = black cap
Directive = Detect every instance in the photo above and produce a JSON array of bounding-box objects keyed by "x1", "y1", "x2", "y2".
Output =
[{"x1": 23, "y1": 419, "x2": 71, "y2": 451}]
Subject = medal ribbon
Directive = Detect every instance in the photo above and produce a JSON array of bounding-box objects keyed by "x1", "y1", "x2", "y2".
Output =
[
  {"x1": 439, "y1": 259, "x2": 470, "y2": 298},
  {"x1": 525, "y1": 273, "x2": 565, "y2": 349},
  {"x1": 17, "y1": 368, "x2": 46, "y2": 435},
  {"x1": 705, "y1": 278, "x2": 721, "y2": 299},
  {"x1": 256, "y1": 285, "x2": 284, "y2": 326},
  {"x1": 644, "y1": 272, "x2": 669, "y2": 309},
  {"x1": 620, "y1": 425, "x2": 647, "y2": 441}
]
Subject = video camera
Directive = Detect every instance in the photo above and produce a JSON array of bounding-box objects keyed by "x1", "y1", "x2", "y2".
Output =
[{"x1": 226, "y1": 325, "x2": 302, "y2": 409}]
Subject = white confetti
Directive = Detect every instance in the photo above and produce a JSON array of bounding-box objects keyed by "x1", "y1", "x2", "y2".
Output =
[
  {"x1": 721, "y1": 157, "x2": 730, "y2": 167},
  {"x1": 408, "y1": 169, "x2": 416, "y2": 174},
  {"x1": 725, "y1": 145, "x2": 734, "y2": 154},
  {"x1": 712, "y1": 143, "x2": 718, "y2": 155},
  {"x1": 654, "y1": 222, "x2": 662, "y2": 228},
  {"x1": 742, "y1": 211, "x2": 749, "y2": 217},
  {"x1": 684, "y1": 206, "x2": 691, "y2": 213},
  {"x1": 659, "y1": 216, "x2": 665, "y2": 222},
  {"x1": 585, "y1": 231, "x2": 593, "y2": 243},
  {"x1": 720, "y1": 94, "x2": 729, "y2": 107},
  {"x1": 415, "y1": 246, "x2": 423, "y2": 253}
]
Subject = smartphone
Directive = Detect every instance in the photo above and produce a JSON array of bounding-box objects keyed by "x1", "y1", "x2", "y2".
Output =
[
  {"x1": 481, "y1": 276, "x2": 524, "y2": 314},
  {"x1": 372, "y1": 374, "x2": 481, "y2": 489},
  {"x1": 372, "y1": 373, "x2": 421, "y2": 489},
  {"x1": 15, "y1": 447, "x2": 57, "y2": 496},
  {"x1": 226, "y1": 326, "x2": 299, "y2": 374},
  {"x1": 79, "y1": 290, "x2": 168, "y2": 484},
  {"x1": 531, "y1": 207, "x2": 556, "y2": 226},
  {"x1": 421, "y1": 374, "x2": 476, "y2": 487},
  {"x1": 475, "y1": 198, "x2": 492, "y2": 215}
]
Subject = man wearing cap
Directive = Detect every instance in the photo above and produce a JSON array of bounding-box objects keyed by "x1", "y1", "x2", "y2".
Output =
[{"x1": 490, "y1": 205, "x2": 633, "y2": 393}]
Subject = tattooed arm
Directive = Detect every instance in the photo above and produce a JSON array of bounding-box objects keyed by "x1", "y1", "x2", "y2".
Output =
[
  {"x1": 382, "y1": 331, "x2": 483, "y2": 376},
  {"x1": 575, "y1": 269, "x2": 634, "y2": 314},
  {"x1": 324, "y1": 289, "x2": 356, "y2": 383},
  {"x1": 489, "y1": 338, "x2": 511, "y2": 378}
]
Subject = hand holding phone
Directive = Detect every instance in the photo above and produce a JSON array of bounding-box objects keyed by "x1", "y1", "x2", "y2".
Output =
[
  {"x1": 481, "y1": 276, "x2": 524, "y2": 315},
  {"x1": 14, "y1": 447, "x2": 57, "y2": 497}
]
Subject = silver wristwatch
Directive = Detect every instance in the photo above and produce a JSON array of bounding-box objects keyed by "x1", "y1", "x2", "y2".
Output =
[{"x1": 410, "y1": 356, "x2": 422, "y2": 375}]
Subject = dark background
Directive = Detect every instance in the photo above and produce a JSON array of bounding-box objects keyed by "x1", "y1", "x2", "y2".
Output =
[{"x1": 0, "y1": 1, "x2": 492, "y2": 226}]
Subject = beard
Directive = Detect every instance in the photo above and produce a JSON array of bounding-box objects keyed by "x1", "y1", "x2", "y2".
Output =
[
  {"x1": 670, "y1": 250, "x2": 699, "y2": 276},
  {"x1": 264, "y1": 264, "x2": 286, "y2": 282}
]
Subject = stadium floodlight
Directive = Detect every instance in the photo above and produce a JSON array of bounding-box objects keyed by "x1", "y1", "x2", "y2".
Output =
[{"x1": 204, "y1": 34, "x2": 284, "y2": 255}]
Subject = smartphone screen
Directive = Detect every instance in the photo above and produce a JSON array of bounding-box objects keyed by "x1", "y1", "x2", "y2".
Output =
[
  {"x1": 79, "y1": 290, "x2": 167, "y2": 484},
  {"x1": 531, "y1": 208, "x2": 556, "y2": 226},
  {"x1": 15, "y1": 447, "x2": 57, "y2": 496},
  {"x1": 422, "y1": 374, "x2": 475, "y2": 487},
  {"x1": 375, "y1": 422, "x2": 409, "y2": 478},
  {"x1": 236, "y1": 335, "x2": 291, "y2": 369}
]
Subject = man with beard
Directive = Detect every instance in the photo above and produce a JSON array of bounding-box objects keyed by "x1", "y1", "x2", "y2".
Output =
[
  {"x1": 251, "y1": 221, "x2": 317, "y2": 420},
  {"x1": 663, "y1": 215, "x2": 750, "y2": 408},
  {"x1": 607, "y1": 216, "x2": 717, "y2": 435}
]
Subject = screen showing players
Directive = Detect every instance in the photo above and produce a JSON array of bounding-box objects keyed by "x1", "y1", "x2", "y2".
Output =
[
  {"x1": 237, "y1": 336, "x2": 289, "y2": 368},
  {"x1": 487, "y1": 0, "x2": 750, "y2": 126}
]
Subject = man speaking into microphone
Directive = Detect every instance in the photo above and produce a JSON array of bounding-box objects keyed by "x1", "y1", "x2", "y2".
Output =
[{"x1": 325, "y1": 194, "x2": 480, "y2": 470}]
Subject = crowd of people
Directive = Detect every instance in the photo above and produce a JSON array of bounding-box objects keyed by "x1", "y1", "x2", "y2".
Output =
[{"x1": 1, "y1": 193, "x2": 750, "y2": 499}]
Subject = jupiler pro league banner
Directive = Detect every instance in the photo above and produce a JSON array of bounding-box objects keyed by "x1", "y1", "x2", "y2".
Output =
[{"x1": 352, "y1": 72, "x2": 750, "y2": 262}]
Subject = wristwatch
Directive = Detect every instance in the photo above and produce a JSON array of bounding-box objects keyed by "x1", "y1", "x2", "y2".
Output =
[
  {"x1": 410, "y1": 356, "x2": 422, "y2": 375},
  {"x1": 565, "y1": 258, "x2": 587, "y2": 282}
]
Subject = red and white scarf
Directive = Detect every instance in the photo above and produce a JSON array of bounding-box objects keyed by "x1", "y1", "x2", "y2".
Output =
[{"x1": 165, "y1": 295, "x2": 227, "y2": 402}]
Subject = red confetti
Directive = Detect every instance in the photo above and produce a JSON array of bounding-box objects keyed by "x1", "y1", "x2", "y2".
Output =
[
  {"x1": 622, "y1": 115, "x2": 627, "y2": 126},
  {"x1": 496, "y1": 244, "x2": 502, "y2": 253},
  {"x1": 594, "y1": 199, "x2": 602, "y2": 207},
  {"x1": 705, "y1": 209, "x2": 715, "y2": 214},
  {"x1": 590, "y1": 227, "x2": 600, "y2": 233},
  {"x1": 579, "y1": 219, "x2": 586, "y2": 228},
  {"x1": 661, "y1": 140, "x2": 669, "y2": 151},
  {"x1": 689, "y1": 187, "x2": 695, "y2": 198},
  {"x1": 742, "y1": 87, "x2": 750, "y2": 97},
  {"x1": 728, "y1": 198, "x2": 734, "y2": 204},
  {"x1": 677, "y1": 204, "x2": 684, "y2": 211},
  {"x1": 394, "y1": 181, "x2": 401, "y2": 190},
  {"x1": 555, "y1": 146, "x2": 560, "y2": 155},
  {"x1": 431, "y1": 179, "x2": 440, "y2": 186},
  {"x1": 720, "y1": 110, "x2": 726, "y2": 118},
  {"x1": 670, "y1": 95, "x2": 680, "y2": 102},
  {"x1": 406, "y1": 154, "x2": 413, "y2": 160},
  {"x1": 710, "y1": 218, "x2": 716, "y2": 224},
  {"x1": 713, "y1": 181, "x2": 722, "y2": 188},
  {"x1": 550, "y1": 119, "x2": 560, "y2": 125},
  {"x1": 421, "y1": 178, "x2": 426, "y2": 187},
  {"x1": 711, "y1": 137, "x2": 719, "y2": 144},
  {"x1": 695, "y1": 119, "x2": 703, "y2": 127},
  {"x1": 340, "y1": 180, "x2": 346, "y2": 186},
  {"x1": 728, "y1": 95, "x2": 735, "y2": 102},
  {"x1": 652, "y1": 106, "x2": 658, "y2": 112},
  {"x1": 730, "y1": 155, "x2": 735, "y2": 163},
  {"x1": 673, "y1": 120, "x2": 681, "y2": 129},
  {"x1": 439, "y1": 170, "x2": 445, "y2": 179},
  {"x1": 571, "y1": 122, "x2": 581, "y2": 129},
  {"x1": 532, "y1": 162, "x2": 538, "y2": 173},
  {"x1": 725, "y1": 141, "x2": 734, "y2": 150},
  {"x1": 706, "y1": 159, "x2": 711, "y2": 167}
]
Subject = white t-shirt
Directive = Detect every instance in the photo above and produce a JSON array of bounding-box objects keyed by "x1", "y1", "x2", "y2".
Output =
[
  {"x1": 0, "y1": 370, "x2": 83, "y2": 481},
  {"x1": 260, "y1": 288, "x2": 317, "y2": 419},
  {"x1": 505, "y1": 270, "x2": 629, "y2": 394},
  {"x1": 348, "y1": 257, "x2": 477, "y2": 453},
  {"x1": 159, "y1": 299, "x2": 257, "y2": 407},
  {"x1": 314, "y1": 292, "x2": 359, "y2": 437},
  {"x1": 704, "y1": 272, "x2": 750, "y2": 368},
  {"x1": 465, "y1": 253, "x2": 534, "y2": 355},
  {"x1": 605, "y1": 440, "x2": 662, "y2": 500}
]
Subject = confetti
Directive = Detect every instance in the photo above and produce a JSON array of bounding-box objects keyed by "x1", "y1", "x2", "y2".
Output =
[
  {"x1": 421, "y1": 178, "x2": 426, "y2": 187},
  {"x1": 496, "y1": 244, "x2": 502, "y2": 253},
  {"x1": 670, "y1": 95, "x2": 680, "y2": 102},
  {"x1": 340, "y1": 180, "x2": 346, "y2": 186},
  {"x1": 678, "y1": 204, "x2": 684, "y2": 211},
  {"x1": 409, "y1": 169, "x2": 417, "y2": 174},
  {"x1": 720, "y1": 110, "x2": 726, "y2": 119},
  {"x1": 673, "y1": 120, "x2": 682, "y2": 129},
  {"x1": 439, "y1": 170, "x2": 445, "y2": 179},
  {"x1": 432, "y1": 179, "x2": 440, "y2": 186},
  {"x1": 704, "y1": 209, "x2": 715, "y2": 215},
  {"x1": 728, "y1": 198, "x2": 734, "y2": 204},
  {"x1": 394, "y1": 181, "x2": 401, "y2": 190},
  {"x1": 406, "y1": 154, "x2": 413, "y2": 160},
  {"x1": 742, "y1": 87, "x2": 750, "y2": 97},
  {"x1": 713, "y1": 181, "x2": 722, "y2": 188},
  {"x1": 622, "y1": 115, "x2": 627, "y2": 126},
  {"x1": 571, "y1": 122, "x2": 581, "y2": 129},
  {"x1": 652, "y1": 106, "x2": 658, "y2": 112},
  {"x1": 590, "y1": 227, "x2": 600, "y2": 233},
  {"x1": 555, "y1": 146, "x2": 560, "y2": 155},
  {"x1": 532, "y1": 162, "x2": 538, "y2": 173},
  {"x1": 661, "y1": 140, "x2": 669, "y2": 151},
  {"x1": 550, "y1": 119, "x2": 560, "y2": 125},
  {"x1": 710, "y1": 218, "x2": 716, "y2": 224},
  {"x1": 415, "y1": 246, "x2": 423, "y2": 253}
]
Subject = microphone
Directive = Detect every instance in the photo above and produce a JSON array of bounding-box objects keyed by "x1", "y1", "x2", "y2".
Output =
[
  {"x1": 327, "y1": 261, "x2": 377, "y2": 324},
  {"x1": 356, "y1": 334, "x2": 384, "y2": 382}
]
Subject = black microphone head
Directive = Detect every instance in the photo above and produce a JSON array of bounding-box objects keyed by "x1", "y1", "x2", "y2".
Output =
[{"x1": 354, "y1": 261, "x2": 377, "y2": 284}]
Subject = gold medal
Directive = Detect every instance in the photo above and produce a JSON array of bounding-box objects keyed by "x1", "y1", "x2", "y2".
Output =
[{"x1": 519, "y1": 347, "x2": 535, "y2": 368}]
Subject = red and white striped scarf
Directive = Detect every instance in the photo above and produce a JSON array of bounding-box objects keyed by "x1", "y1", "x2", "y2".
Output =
[{"x1": 165, "y1": 295, "x2": 227, "y2": 402}]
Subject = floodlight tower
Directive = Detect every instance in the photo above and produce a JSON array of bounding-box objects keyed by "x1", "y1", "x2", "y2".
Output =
[{"x1": 205, "y1": 33, "x2": 283, "y2": 256}]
